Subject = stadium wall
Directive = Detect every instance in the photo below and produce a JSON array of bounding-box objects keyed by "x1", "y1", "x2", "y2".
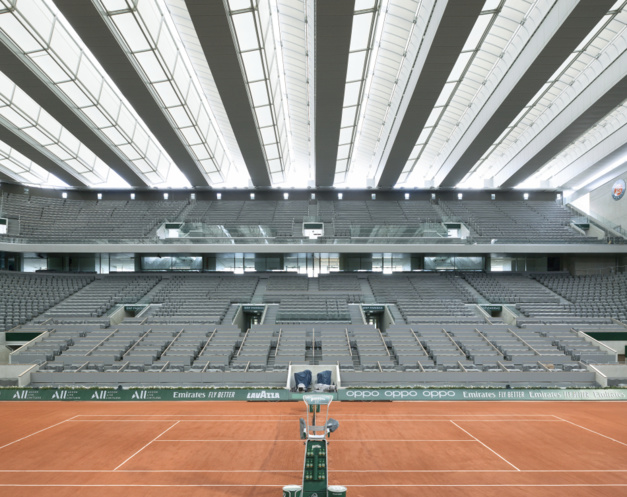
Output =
[{"x1": 589, "y1": 173, "x2": 627, "y2": 230}]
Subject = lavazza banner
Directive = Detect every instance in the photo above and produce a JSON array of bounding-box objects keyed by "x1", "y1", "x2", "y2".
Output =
[{"x1": 339, "y1": 388, "x2": 627, "y2": 401}]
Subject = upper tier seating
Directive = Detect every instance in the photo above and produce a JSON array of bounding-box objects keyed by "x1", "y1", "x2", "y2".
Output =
[
  {"x1": 440, "y1": 200, "x2": 595, "y2": 243},
  {"x1": 0, "y1": 193, "x2": 606, "y2": 244},
  {"x1": 1, "y1": 192, "x2": 185, "y2": 241}
]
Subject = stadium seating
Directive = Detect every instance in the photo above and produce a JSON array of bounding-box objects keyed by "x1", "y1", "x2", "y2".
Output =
[
  {"x1": 0, "y1": 193, "x2": 608, "y2": 244},
  {"x1": 3, "y1": 271, "x2": 623, "y2": 387}
]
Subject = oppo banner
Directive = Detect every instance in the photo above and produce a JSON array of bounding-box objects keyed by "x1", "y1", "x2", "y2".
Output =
[
  {"x1": 339, "y1": 388, "x2": 627, "y2": 401},
  {"x1": 0, "y1": 388, "x2": 289, "y2": 402}
]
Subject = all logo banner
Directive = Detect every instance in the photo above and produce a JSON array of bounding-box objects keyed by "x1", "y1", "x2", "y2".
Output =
[
  {"x1": 0, "y1": 388, "x2": 288, "y2": 401},
  {"x1": 339, "y1": 388, "x2": 627, "y2": 401}
]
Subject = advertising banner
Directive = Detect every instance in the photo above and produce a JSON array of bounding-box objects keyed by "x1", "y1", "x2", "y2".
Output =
[
  {"x1": 339, "y1": 388, "x2": 627, "y2": 401},
  {"x1": 0, "y1": 388, "x2": 289, "y2": 401}
]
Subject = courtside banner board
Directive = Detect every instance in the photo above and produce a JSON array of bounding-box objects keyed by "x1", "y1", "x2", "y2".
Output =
[
  {"x1": 339, "y1": 388, "x2": 627, "y2": 401},
  {"x1": 0, "y1": 388, "x2": 289, "y2": 401}
]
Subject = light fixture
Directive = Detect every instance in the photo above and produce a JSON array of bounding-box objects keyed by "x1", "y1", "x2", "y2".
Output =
[
  {"x1": 62, "y1": 192, "x2": 68, "y2": 199},
  {"x1": 163, "y1": 193, "x2": 169, "y2": 200},
  {"x1": 97, "y1": 193, "x2": 102, "y2": 200},
  {"x1": 371, "y1": 193, "x2": 376, "y2": 200},
  {"x1": 190, "y1": 193, "x2": 196, "y2": 200},
  {"x1": 283, "y1": 193, "x2": 289, "y2": 200},
  {"x1": 338, "y1": 193, "x2": 343, "y2": 200},
  {"x1": 491, "y1": 193, "x2": 495, "y2": 200},
  {"x1": 458, "y1": 193, "x2": 463, "y2": 200},
  {"x1": 216, "y1": 193, "x2": 222, "y2": 200},
  {"x1": 250, "y1": 193, "x2": 255, "y2": 200},
  {"x1": 404, "y1": 193, "x2": 410, "y2": 200},
  {"x1": 130, "y1": 193, "x2": 135, "y2": 200},
  {"x1": 310, "y1": 193, "x2": 316, "y2": 200},
  {"x1": 523, "y1": 193, "x2": 529, "y2": 200}
]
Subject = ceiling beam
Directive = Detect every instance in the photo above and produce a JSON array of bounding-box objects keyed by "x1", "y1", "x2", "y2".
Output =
[
  {"x1": 500, "y1": 75, "x2": 627, "y2": 188},
  {"x1": 53, "y1": 0, "x2": 210, "y2": 188},
  {"x1": 0, "y1": 125, "x2": 87, "y2": 187},
  {"x1": 377, "y1": 0, "x2": 484, "y2": 188},
  {"x1": 438, "y1": 0, "x2": 617, "y2": 188},
  {"x1": 565, "y1": 141, "x2": 627, "y2": 193},
  {"x1": 0, "y1": 42, "x2": 148, "y2": 188},
  {"x1": 186, "y1": 0, "x2": 271, "y2": 187},
  {"x1": 314, "y1": 0, "x2": 355, "y2": 187},
  {"x1": 0, "y1": 169, "x2": 20, "y2": 184}
]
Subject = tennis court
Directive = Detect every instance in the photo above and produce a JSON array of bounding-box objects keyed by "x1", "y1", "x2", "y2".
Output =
[{"x1": 0, "y1": 400, "x2": 626, "y2": 496}]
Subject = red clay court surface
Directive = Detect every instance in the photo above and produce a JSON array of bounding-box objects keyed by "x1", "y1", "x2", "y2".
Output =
[{"x1": 0, "y1": 401, "x2": 627, "y2": 496}]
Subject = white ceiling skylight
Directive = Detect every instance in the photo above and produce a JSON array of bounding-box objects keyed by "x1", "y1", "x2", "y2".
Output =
[
  {"x1": 0, "y1": 139, "x2": 66, "y2": 187},
  {"x1": 462, "y1": 1, "x2": 627, "y2": 189},
  {"x1": 273, "y1": 0, "x2": 312, "y2": 187},
  {"x1": 94, "y1": 0, "x2": 238, "y2": 186},
  {"x1": 517, "y1": 99, "x2": 627, "y2": 190},
  {"x1": 334, "y1": 0, "x2": 382, "y2": 187},
  {"x1": 164, "y1": 0, "x2": 248, "y2": 187},
  {"x1": 0, "y1": 0, "x2": 189, "y2": 187},
  {"x1": 0, "y1": 70, "x2": 128, "y2": 187},
  {"x1": 353, "y1": 0, "x2": 443, "y2": 188},
  {"x1": 401, "y1": 0, "x2": 556, "y2": 188},
  {"x1": 225, "y1": 0, "x2": 293, "y2": 185}
]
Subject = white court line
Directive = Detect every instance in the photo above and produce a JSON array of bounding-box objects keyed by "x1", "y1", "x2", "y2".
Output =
[
  {"x1": 74, "y1": 413, "x2": 556, "y2": 418},
  {"x1": 451, "y1": 420, "x2": 561, "y2": 422},
  {"x1": 450, "y1": 421, "x2": 520, "y2": 472},
  {"x1": 153, "y1": 439, "x2": 476, "y2": 443},
  {"x1": 0, "y1": 416, "x2": 78, "y2": 451},
  {"x1": 553, "y1": 416, "x2": 627, "y2": 447},
  {"x1": 1, "y1": 468, "x2": 627, "y2": 473},
  {"x1": 70, "y1": 420, "x2": 181, "y2": 423},
  {"x1": 0, "y1": 484, "x2": 626, "y2": 488},
  {"x1": 113, "y1": 421, "x2": 179, "y2": 471},
  {"x1": 67, "y1": 418, "x2": 557, "y2": 423}
]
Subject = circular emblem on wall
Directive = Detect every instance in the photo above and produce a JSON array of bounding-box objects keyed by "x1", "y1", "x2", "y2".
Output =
[{"x1": 612, "y1": 179, "x2": 626, "y2": 201}]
